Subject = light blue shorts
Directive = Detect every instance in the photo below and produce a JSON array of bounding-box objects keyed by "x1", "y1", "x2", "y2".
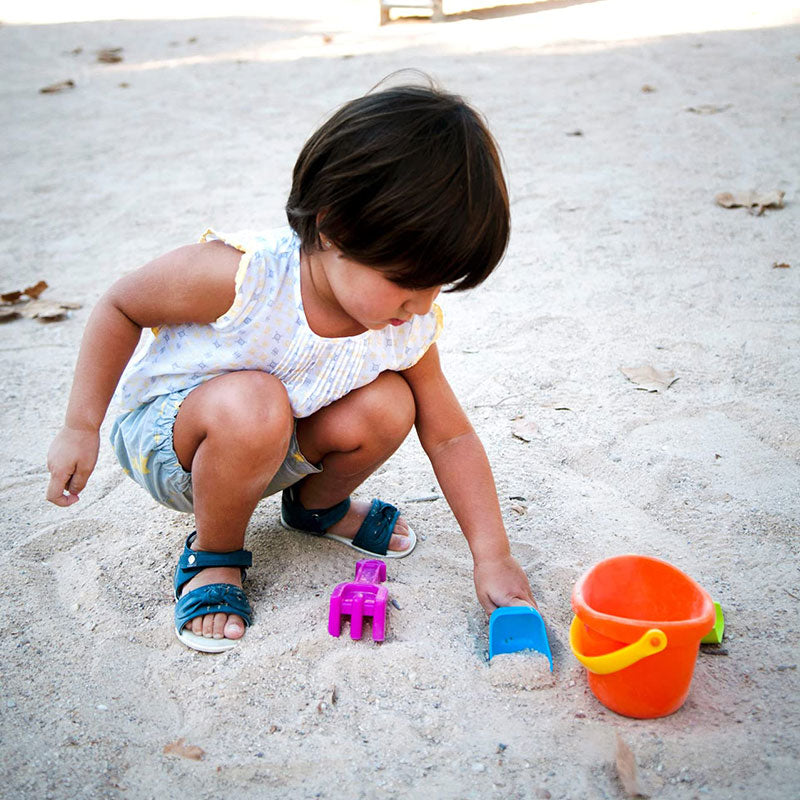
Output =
[{"x1": 110, "y1": 386, "x2": 321, "y2": 513}]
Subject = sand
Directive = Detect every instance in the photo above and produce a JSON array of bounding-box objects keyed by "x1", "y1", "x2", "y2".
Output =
[{"x1": 1, "y1": 1, "x2": 799, "y2": 797}]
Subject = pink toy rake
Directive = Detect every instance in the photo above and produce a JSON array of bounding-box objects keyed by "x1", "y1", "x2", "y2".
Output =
[{"x1": 328, "y1": 560, "x2": 388, "y2": 641}]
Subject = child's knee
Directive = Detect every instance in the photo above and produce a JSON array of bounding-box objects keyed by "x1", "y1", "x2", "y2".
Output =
[
  {"x1": 204, "y1": 371, "x2": 293, "y2": 450},
  {"x1": 362, "y1": 372, "x2": 415, "y2": 440}
]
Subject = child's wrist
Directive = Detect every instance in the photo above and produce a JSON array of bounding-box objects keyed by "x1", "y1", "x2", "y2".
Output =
[
  {"x1": 64, "y1": 415, "x2": 102, "y2": 434},
  {"x1": 470, "y1": 536, "x2": 511, "y2": 565}
]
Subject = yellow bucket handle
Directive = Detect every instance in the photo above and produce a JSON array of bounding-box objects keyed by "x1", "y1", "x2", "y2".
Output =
[{"x1": 569, "y1": 616, "x2": 668, "y2": 675}]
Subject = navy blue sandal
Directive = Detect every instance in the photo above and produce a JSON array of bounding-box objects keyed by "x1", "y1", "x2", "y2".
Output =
[
  {"x1": 279, "y1": 485, "x2": 416, "y2": 558},
  {"x1": 173, "y1": 532, "x2": 253, "y2": 653}
]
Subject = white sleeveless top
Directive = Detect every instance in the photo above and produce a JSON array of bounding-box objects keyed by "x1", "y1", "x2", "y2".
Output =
[{"x1": 115, "y1": 227, "x2": 443, "y2": 417}]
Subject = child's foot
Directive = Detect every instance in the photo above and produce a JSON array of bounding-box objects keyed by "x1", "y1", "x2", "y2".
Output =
[
  {"x1": 324, "y1": 499, "x2": 413, "y2": 553},
  {"x1": 179, "y1": 565, "x2": 246, "y2": 641},
  {"x1": 281, "y1": 485, "x2": 416, "y2": 558}
]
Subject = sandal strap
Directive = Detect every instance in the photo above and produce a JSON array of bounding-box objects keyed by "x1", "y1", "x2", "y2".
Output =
[
  {"x1": 281, "y1": 485, "x2": 351, "y2": 535},
  {"x1": 174, "y1": 532, "x2": 252, "y2": 599},
  {"x1": 351, "y1": 499, "x2": 399, "y2": 557},
  {"x1": 175, "y1": 583, "x2": 252, "y2": 631}
]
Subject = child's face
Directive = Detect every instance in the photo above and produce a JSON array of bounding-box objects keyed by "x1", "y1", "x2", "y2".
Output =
[{"x1": 324, "y1": 252, "x2": 441, "y2": 332}]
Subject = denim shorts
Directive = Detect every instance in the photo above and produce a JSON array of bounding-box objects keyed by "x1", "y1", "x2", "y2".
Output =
[{"x1": 110, "y1": 386, "x2": 321, "y2": 513}]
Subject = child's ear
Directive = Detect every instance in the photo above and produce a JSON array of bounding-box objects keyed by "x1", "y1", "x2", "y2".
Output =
[{"x1": 315, "y1": 209, "x2": 331, "y2": 250}]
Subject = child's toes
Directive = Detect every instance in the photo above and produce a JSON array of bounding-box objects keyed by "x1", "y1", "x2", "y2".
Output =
[
  {"x1": 224, "y1": 615, "x2": 245, "y2": 639},
  {"x1": 202, "y1": 613, "x2": 216, "y2": 639},
  {"x1": 190, "y1": 616, "x2": 204, "y2": 636},
  {"x1": 389, "y1": 532, "x2": 412, "y2": 552},
  {"x1": 212, "y1": 612, "x2": 228, "y2": 639}
]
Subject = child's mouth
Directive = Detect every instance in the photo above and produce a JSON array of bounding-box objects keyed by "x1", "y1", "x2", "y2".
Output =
[{"x1": 389, "y1": 318, "x2": 408, "y2": 326}]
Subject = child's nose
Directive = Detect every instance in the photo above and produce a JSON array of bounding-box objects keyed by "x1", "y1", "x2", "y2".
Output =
[{"x1": 403, "y1": 287, "x2": 440, "y2": 316}]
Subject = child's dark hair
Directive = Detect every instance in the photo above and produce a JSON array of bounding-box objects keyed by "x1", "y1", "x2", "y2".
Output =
[{"x1": 286, "y1": 84, "x2": 509, "y2": 291}]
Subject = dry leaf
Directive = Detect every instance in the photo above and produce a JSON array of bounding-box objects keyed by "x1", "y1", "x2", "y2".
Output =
[
  {"x1": 24, "y1": 280, "x2": 48, "y2": 299},
  {"x1": 39, "y1": 79, "x2": 75, "y2": 94},
  {"x1": 511, "y1": 416, "x2": 539, "y2": 442},
  {"x1": 163, "y1": 738, "x2": 204, "y2": 760},
  {"x1": 772, "y1": 262, "x2": 790, "y2": 269},
  {"x1": 97, "y1": 48, "x2": 124, "y2": 63},
  {"x1": 686, "y1": 103, "x2": 731, "y2": 114},
  {"x1": 1, "y1": 281, "x2": 81, "y2": 323},
  {"x1": 0, "y1": 307, "x2": 21, "y2": 322},
  {"x1": 715, "y1": 190, "x2": 784, "y2": 216},
  {"x1": 510, "y1": 503, "x2": 528, "y2": 515},
  {"x1": 620, "y1": 365, "x2": 677, "y2": 392},
  {"x1": 615, "y1": 735, "x2": 648, "y2": 797},
  {"x1": 23, "y1": 299, "x2": 81, "y2": 321},
  {"x1": 641, "y1": 85, "x2": 656, "y2": 93},
  {"x1": 2, "y1": 281, "x2": 48, "y2": 302}
]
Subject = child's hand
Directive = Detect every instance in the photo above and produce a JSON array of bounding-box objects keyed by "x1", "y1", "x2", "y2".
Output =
[
  {"x1": 473, "y1": 554, "x2": 537, "y2": 615},
  {"x1": 46, "y1": 427, "x2": 100, "y2": 507}
]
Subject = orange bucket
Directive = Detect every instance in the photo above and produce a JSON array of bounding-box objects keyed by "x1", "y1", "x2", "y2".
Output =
[{"x1": 570, "y1": 555, "x2": 715, "y2": 718}]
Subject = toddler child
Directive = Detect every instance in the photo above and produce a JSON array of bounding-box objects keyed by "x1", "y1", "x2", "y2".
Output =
[{"x1": 46, "y1": 83, "x2": 536, "y2": 652}]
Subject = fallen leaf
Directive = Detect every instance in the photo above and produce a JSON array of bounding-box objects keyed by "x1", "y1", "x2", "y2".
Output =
[
  {"x1": 511, "y1": 416, "x2": 539, "y2": 442},
  {"x1": 23, "y1": 299, "x2": 82, "y2": 321},
  {"x1": 1, "y1": 281, "x2": 81, "y2": 323},
  {"x1": 686, "y1": 103, "x2": 731, "y2": 114},
  {"x1": 641, "y1": 84, "x2": 656, "y2": 93},
  {"x1": 620, "y1": 365, "x2": 677, "y2": 392},
  {"x1": 39, "y1": 79, "x2": 75, "y2": 94},
  {"x1": 715, "y1": 190, "x2": 784, "y2": 215},
  {"x1": 511, "y1": 503, "x2": 527, "y2": 515},
  {"x1": 97, "y1": 47, "x2": 124, "y2": 63},
  {"x1": 566, "y1": 129, "x2": 583, "y2": 137},
  {"x1": 163, "y1": 738, "x2": 204, "y2": 760},
  {"x1": 616, "y1": 735, "x2": 648, "y2": 797},
  {"x1": 0, "y1": 307, "x2": 21, "y2": 322},
  {"x1": 772, "y1": 262, "x2": 790, "y2": 269},
  {"x1": 24, "y1": 280, "x2": 48, "y2": 299}
]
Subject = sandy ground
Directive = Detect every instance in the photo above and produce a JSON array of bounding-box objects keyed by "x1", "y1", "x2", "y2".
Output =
[{"x1": 1, "y1": 1, "x2": 799, "y2": 797}]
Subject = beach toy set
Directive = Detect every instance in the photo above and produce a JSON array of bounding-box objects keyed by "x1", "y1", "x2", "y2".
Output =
[{"x1": 327, "y1": 552, "x2": 719, "y2": 719}]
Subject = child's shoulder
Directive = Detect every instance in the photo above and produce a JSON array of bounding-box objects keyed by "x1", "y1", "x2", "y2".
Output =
[{"x1": 200, "y1": 226, "x2": 298, "y2": 261}]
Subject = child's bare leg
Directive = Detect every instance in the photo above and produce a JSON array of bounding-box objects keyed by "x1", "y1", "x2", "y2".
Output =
[
  {"x1": 295, "y1": 371, "x2": 415, "y2": 551},
  {"x1": 173, "y1": 371, "x2": 293, "y2": 639}
]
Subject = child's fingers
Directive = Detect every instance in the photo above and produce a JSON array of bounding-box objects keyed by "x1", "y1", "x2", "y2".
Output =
[
  {"x1": 508, "y1": 596, "x2": 539, "y2": 610},
  {"x1": 66, "y1": 466, "x2": 92, "y2": 495},
  {"x1": 46, "y1": 471, "x2": 80, "y2": 506}
]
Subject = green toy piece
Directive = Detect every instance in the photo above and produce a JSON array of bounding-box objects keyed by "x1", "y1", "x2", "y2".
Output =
[{"x1": 701, "y1": 601, "x2": 725, "y2": 644}]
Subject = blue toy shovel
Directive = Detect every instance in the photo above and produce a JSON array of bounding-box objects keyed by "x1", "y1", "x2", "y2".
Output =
[{"x1": 489, "y1": 606, "x2": 554, "y2": 670}]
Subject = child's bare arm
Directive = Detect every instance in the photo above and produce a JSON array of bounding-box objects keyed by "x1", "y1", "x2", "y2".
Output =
[
  {"x1": 401, "y1": 345, "x2": 536, "y2": 612},
  {"x1": 46, "y1": 240, "x2": 240, "y2": 506}
]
